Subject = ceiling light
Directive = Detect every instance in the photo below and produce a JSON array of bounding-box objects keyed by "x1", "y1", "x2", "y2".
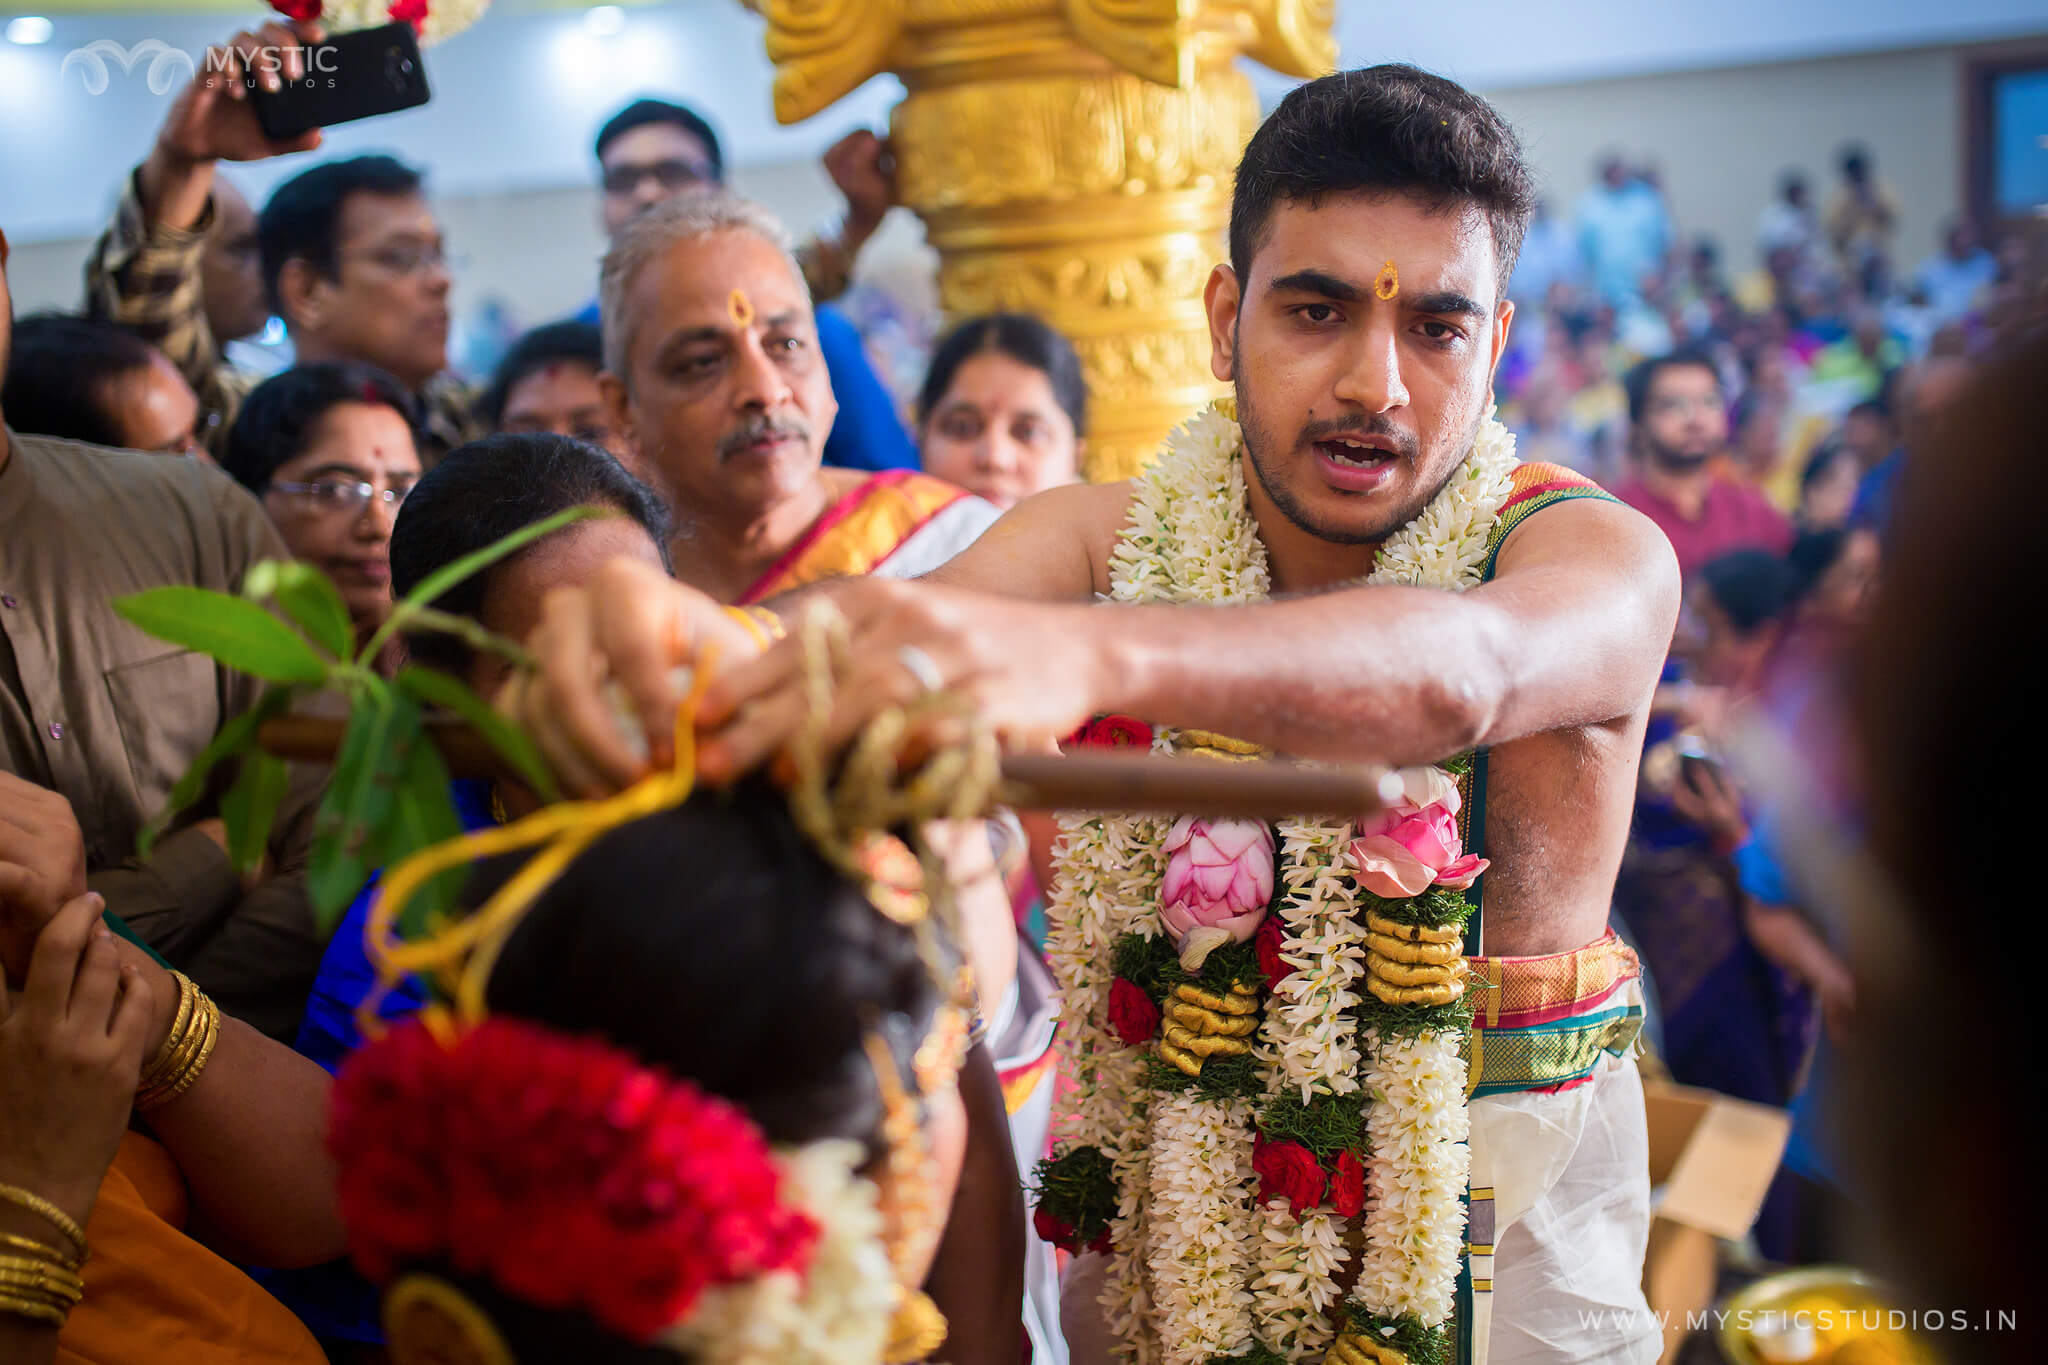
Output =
[{"x1": 6, "y1": 16, "x2": 54, "y2": 45}]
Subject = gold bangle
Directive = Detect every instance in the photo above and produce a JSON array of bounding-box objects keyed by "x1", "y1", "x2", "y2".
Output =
[
  {"x1": 0, "y1": 1291, "x2": 69, "y2": 1327},
  {"x1": 137, "y1": 971, "x2": 197, "y2": 1096},
  {"x1": 0, "y1": 1185, "x2": 85, "y2": 1262},
  {"x1": 0, "y1": 1232, "x2": 77, "y2": 1268},
  {"x1": 0, "y1": 1252, "x2": 83, "y2": 1284},
  {"x1": 137, "y1": 975, "x2": 221, "y2": 1112},
  {"x1": 0, "y1": 1262, "x2": 83, "y2": 1303}
]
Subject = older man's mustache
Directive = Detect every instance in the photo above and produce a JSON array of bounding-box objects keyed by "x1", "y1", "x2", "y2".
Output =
[{"x1": 717, "y1": 412, "x2": 812, "y2": 459}]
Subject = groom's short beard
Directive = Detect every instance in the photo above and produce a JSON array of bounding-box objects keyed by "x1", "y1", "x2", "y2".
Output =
[{"x1": 1236, "y1": 369, "x2": 1475, "y2": 548}]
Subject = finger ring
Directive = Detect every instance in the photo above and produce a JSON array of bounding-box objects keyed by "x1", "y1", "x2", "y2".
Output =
[{"x1": 897, "y1": 644, "x2": 944, "y2": 695}]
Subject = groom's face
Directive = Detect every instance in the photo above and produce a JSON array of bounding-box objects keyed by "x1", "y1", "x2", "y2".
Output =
[{"x1": 1204, "y1": 191, "x2": 1513, "y2": 546}]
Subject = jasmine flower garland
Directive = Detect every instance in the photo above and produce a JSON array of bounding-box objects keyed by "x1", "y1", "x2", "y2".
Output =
[{"x1": 1039, "y1": 400, "x2": 1518, "y2": 1362}]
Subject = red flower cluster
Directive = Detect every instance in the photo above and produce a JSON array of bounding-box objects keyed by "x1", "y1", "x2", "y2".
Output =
[
  {"x1": 1254, "y1": 916, "x2": 1291, "y2": 991},
  {"x1": 386, "y1": 0, "x2": 428, "y2": 31},
  {"x1": 1032, "y1": 1208, "x2": 1111, "y2": 1257},
  {"x1": 1064, "y1": 714, "x2": 1154, "y2": 751},
  {"x1": 269, "y1": 0, "x2": 322, "y2": 21},
  {"x1": 1252, "y1": 1137, "x2": 1369, "y2": 1218},
  {"x1": 329, "y1": 1018, "x2": 819, "y2": 1343},
  {"x1": 1105, "y1": 977, "x2": 1161, "y2": 1046}
]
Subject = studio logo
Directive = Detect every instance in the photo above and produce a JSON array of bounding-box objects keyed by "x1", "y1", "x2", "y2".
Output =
[{"x1": 60, "y1": 39, "x2": 195, "y2": 95}]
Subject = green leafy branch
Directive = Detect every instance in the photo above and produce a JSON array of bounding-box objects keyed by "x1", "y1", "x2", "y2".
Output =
[{"x1": 113, "y1": 505, "x2": 603, "y2": 933}]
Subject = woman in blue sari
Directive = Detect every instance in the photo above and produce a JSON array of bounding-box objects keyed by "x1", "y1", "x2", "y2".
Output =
[{"x1": 275, "y1": 433, "x2": 671, "y2": 1350}]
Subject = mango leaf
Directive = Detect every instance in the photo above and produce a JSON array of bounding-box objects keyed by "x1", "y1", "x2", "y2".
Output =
[
  {"x1": 379, "y1": 732, "x2": 468, "y2": 941},
  {"x1": 396, "y1": 666, "x2": 559, "y2": 804},
  {"x1": 138, "y1": 687, "x2": 293, "y2": 858},
  {"x1": 268, "y1": 562, "x2": 355, "y2": 661},
  {"x1": 357, "y1": 504, "x2": 608, "y2": 667},
  {"x1": 114, "y1": 586, "x2": 330, "y2": 685},
  {"x1": 219, "y1": 749, "x2": 291, "y2": 874},
  {"x1": 308, "y1": 690, "x2": 421, "y2": 928},
  {"x1": 400, "y1": 505, "x2": 605, "y2": 613}
]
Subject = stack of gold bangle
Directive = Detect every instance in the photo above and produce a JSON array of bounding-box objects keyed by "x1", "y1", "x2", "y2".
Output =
[
  {"x1": 135, "y1": 971, "x2": 222, "y2": 1111},
  {"x1": 0, "y1": 1189, "x2": 87, "y2": 1327}
]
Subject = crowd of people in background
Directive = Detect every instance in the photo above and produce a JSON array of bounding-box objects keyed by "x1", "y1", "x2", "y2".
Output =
[{"x1": 2, "y1": 16, "x2": 2045, "y2": 1363}]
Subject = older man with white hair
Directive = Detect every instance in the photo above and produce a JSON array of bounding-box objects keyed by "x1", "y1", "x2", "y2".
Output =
[{"x1": 596, "y1": 192, "x2": 998, "y2": 604}]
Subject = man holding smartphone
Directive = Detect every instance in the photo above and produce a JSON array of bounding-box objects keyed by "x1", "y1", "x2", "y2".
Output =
[{"x1": 85, "y1": 21, "x2": 482, "y2": 464}]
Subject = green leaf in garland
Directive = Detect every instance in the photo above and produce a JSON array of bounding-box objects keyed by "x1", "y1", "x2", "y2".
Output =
[
  {"x1": 378, "y1": 730, "x2": 467, "y2": 941},
  {"x1": 138, "y1": 687, "x2": 294, "y2": 858},
  {"x1": 219, "y1": 748, "x2": 291, "y2": 874},
  {"x1": 112, "y1": 586, "x2": 330, "y2": 685},
  {"x1": 266, "y1": 560, "x2": 356, "y2": 661},
  {"x1": 308, "y1": 690, "x2": 421, "y2": 928},
  {"x1": 396, "y1": 665, "x2": 558, "y2": 804}
]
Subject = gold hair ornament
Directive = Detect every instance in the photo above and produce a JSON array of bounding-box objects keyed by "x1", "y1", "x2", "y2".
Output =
[{"x1": 383, "y1": 1273, "x2": 519, "y2": 1365}]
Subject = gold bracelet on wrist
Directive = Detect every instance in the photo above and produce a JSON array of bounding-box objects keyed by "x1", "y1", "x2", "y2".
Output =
[
  {"x1": 0, "y1": 1185, "x2": 86, "y2": 1262},
  {"x1": 0, "y1": 1232, "x2": 76, "y2": 1264},
  {"x1": 136, "y1": 972, "x2": 222, "y2": 1112},
  {"x1": 0, "y1": 1292, "x2": 70, "y2": 1327},
  {"x1": 0, "y1": 1258, "x2": 83, "y2": 1297},
  {"x1": 0, "y1": 1239, "x2": 85, "y2": 1328}
]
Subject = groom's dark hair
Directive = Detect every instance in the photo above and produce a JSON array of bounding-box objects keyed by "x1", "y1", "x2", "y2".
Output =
[{"x1": 1229, "y1": 64, "x2": 1536, "y2": 295}]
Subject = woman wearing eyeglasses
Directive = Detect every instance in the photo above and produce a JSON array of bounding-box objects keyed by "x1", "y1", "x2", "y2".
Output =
[{"x1": 222, "y1": 364, "x2": 423, "y2": 668}]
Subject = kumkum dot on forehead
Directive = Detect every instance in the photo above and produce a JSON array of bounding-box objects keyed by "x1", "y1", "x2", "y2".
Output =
[
  {"x1": 728, "y1": 288, "x2": 755, "y2": 329},
  {"x1": 1374, "y1": 260, "x2": 1400, "y2": 301}
]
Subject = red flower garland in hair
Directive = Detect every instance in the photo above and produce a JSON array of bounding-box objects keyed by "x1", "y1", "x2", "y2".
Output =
[{"x1": 329, "y1": 1018, "x2": 820, "y2": 1342}]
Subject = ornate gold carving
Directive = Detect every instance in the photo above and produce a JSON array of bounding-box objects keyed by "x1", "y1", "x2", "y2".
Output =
[
  {"x1": 940, "y1": 239, "x2": 1214, "y2": 315},
  {"x1": 892, "y1": 70, "x2": 1253, "y2": 212},
  {"x1": 747, "y1": 0, "x2": 1336, "y2": 485},
  {"x1": 744, "y1": 0, "x2": 906, "y2": 124}
]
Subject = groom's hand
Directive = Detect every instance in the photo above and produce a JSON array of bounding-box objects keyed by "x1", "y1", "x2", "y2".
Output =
[
  {"x1": 508, "y1": 557, "x2": 761, "y2": 797},
  {"x1": 693, "y1": 577, "x2": 1104, "y2": 786}
]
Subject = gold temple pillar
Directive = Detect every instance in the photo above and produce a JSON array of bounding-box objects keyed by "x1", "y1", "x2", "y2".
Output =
[{"x1": 746, "y1": 1, "x2": 1336, "y2": 483}]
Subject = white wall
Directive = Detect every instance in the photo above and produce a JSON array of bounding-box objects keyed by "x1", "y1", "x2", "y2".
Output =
[{"x1": 1487, "y1": 44, "x2": 1976, "y2": 276}]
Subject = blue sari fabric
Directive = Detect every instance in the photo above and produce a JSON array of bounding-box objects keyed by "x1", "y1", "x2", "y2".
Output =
[{"x1": 262, "y1": 779, "x2": 498, "y2": 1345}]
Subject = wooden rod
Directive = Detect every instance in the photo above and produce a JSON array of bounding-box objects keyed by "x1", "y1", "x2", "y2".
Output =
[{"x1": 258, "y1": 715, "x2": 1389, "y2": 820}]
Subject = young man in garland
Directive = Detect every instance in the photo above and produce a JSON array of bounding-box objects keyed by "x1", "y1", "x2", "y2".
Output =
[{"x1": 512, "y1": 67, "x2": 1678, "y2": 1365}]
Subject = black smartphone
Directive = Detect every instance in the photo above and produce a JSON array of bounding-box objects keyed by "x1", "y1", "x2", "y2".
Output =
[{"x1": 251, "y1": 23, "x2": 431, "y2": 141}]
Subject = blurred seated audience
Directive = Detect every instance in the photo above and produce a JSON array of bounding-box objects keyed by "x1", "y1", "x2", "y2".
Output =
[
  {"x1": 916, "y1": 313, "x2": 1086, "y2": 510},
  {"x1": 1794, "y1": 443, "x2": 1861, "y2": 531},
  {"x1": 579, "y1": 98, "x2": 916, "y2": 474},
  {"x1": 87, "y1": 22, "x2": 480, "y2": 463},
  {"x1": 221, "y1": 364, "x2": 421, "y2": 663},
  {"x1": 1913, "y1": 219, "x2": 1997, "y2": 326},
  {"x1": 1850, "y1": 353, "x2": 1971, "y2": 536},
  {"x1": 1620, "y1": 547, "x2": 1814, "y2": 1260},
  {"x1": 3, "y1": 227, "x2": 322, "y2": 1038},
  {"x1": 2, "y1": 314, "x2": 208, "y2": 456},
  {"x1": 1615, "y1": 349, "x2": 1792, "y2": 576},
  {"x1": 475, "y1": 320, "x2": 628, "y2": 461}
]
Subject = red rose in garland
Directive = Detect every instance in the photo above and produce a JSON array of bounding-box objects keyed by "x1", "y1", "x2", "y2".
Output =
[
  {"x1": 1105, "y1": 976, "x2": 1161, "y2": 1046},
  {"x1": 1065, "y1": 714, "x2": 1154, "y2": 751},
  {"x1": 1033, "y1": 1207, "x2": 1077, "y2": 1251},
  {"x1": 386, "y1": 0, "x2": 428, "y2": 32},
  {"x1": 1254, "y1": 915, "x2": 1291, "y2": 991},
  {"x1": 1330, "y1": 1149, "x2": 1368, "y2": 1218},
  {"x1": 1252, "y1": 1136, "x2": 1327, "y2": 1215},
  {"x1": 270, "y1": 0, "x2": 323, "y2": 20}
]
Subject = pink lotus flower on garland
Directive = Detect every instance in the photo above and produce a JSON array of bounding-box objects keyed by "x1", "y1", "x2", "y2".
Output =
[
  {"x1": 1160, "y1": 816, "x2": 1274, "y2": 969},
  {"x1": 1348, "y1": 766, "x2": 1488, "y2": 898}
]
